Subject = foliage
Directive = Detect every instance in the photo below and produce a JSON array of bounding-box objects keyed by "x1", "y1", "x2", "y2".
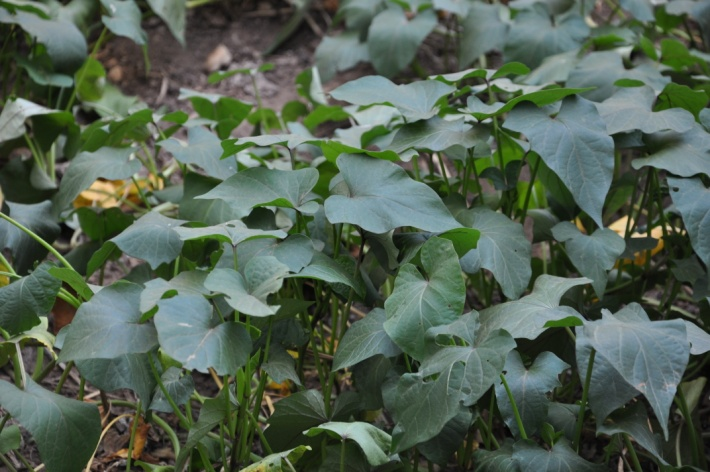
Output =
[{"x1": 1, "y1": 0, "x2": 710, "y2": 471}]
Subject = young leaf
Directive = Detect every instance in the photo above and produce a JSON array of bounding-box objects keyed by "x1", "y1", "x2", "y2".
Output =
[
  {"x1": 633, "y1": 124, "x2": 710, "y2": 178},
  {"x1": 668, "y1": 176, "x2": 710, "y2": 268},
  {"x1": 305, "y1": 421, "x2": 392, "y2": 467},
  {"x1": 333, "y1": 308, "x2": 402, "y2": 371},
  {"x1": 240, "y1": 234, "x2": 315, "y2": 273},
  {"x1": 155, "y1": 294, "x2": 252, "y2": 374},
  {"x1": 325, "y1": 154, "x2": 461, "y2": 234},
  {"x1": 0, "y1": 424, "x2": 20, "y2": 454},
  {"x1": 197, "y1": 167, "x2": 320, "y2": 215},
  {"x1": 59, "y1": 282, "x2": 158, "y2": 362},
  {"x1": 581, "y1": 311, "x2": 689, "y2": 438},
  {"x1": 478, "y1": 275, "x2": 589, "y2": 340},
  {"x1": 0, "y1": 262, "x2": 60, "y2": 335},
  {"x1": 505, "y1": 96, "x2": 615, "y2": 227},
  {"x1": 110, "y1": 211, "x2": 186, "y2": 269},
  {"x1": 330, "y1": 76, "x2": 455, "y2": 122},
  {"x1": 0, "y1": 378, "x2": 101, "y2": 472},
  {"x1": 495, "y1": 351, "x2": 569, "y2": 438},
  {"x1": 595, "y1": 86, "x2": 695, "y2": 134},
  {"x1": 367, "y1": 7, "x2": 438, "y2": 78},
  {"x1": 551, "y1": 222, "x2": 626, "y2": 298},
  {"x1": 512, "y1": 438, "x2": 605, "y2": 471},
  {"x1": 459, "y1": 207, "x2": 532, "y2": 300},
  {"x1": 383, "y1": 237, "x2": 465, "y2": 360}
]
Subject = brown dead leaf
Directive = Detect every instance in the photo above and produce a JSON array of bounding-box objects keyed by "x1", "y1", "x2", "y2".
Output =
[{"x1": 112, "y1": 417, "x2": 151, "y2": 460}]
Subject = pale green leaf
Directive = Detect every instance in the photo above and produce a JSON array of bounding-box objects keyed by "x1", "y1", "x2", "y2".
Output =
[
  {"x1": 305, "y1": 421, "x2": 392, "y2": 466},
  {"x1": 146, "y1": 0, "x2": 185, "y2": 46},
  {"x1": 388, "y1": 116, "x2": 490, "y2": 153},
  {"x1": 315, "y1": 31, "x2": 369, "y2": 82},
  {"x1": 140, "y1": 270, "x2": 209, "y2": 313},
  {"x1": 459, "y1": 2, "x2": 509, "y2": 68},
  {"x1": 633, "y1": 125, "x2": 710, "y2": 177},
  {"x1": 100, "y1": 0, "x2": 146, "y2": 45},
  {"x1": 333, "y1": 308, "x2": 401, "y2": 371},
  {"x1": 110, "y1": 211, "x2": 186, "y2": 269},
  {"x1": 159, "y1": 126, "x2": 237, "y2": 180},
  {"x1": 179, "y1": 173, "x2": 245, "y2": 225},
  {"x1": 241, "y1": 446, "x2": 312, "y2": 472},
  {"x1": 668, "y1": 176, "x2": 710, "y2": 267},
  {"x1": 76, "y1": 353, "x2": 156, "y2": 407},
  {"x1": 176, "y1": 219, "x2": 286, "y2": 247}
]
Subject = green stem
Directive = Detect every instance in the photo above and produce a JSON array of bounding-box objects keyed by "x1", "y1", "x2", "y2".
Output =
[
  {"x1": 622, "y1": 433, "x2": 643, "y2": 472},
  {"x1": 573, "y1": 349, "x2": 595, "y2": 452},
  {"x1": 340, "y1": 439, "x2": 346, "y2": 472},
  {"x1": 518, "y1": 153, "x2": 538, "y2": 223},
  {"x1": 125, "y1": 403, "x2": 141, "y2": 472},
  {"x1": 0, "y1": 212, "x2": 74, "y2": 270},
  {"x1": 675, "y1": 387, "x2": 705, "y2": 468},
  {"x1": 149, "y1": 353, "x2": 190, "y2": 428},
  {"x1": 152, "y1": 414, "x2": 181, "y2": 458},
  {"x1": 499, "y1": 373, "x2": 527, "y2": 439}
]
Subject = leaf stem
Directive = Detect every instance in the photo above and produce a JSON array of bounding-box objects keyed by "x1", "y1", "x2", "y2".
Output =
[
  {"x1": 573, "y1": 348, "x2": 595, "y2": 452},
  {"x1": 125, "y1": 404, "x2": 141, "y2": 472},
  {"x1": 149, "y1": 353, "x2": 191, "y2": 428},
  {"x1": 622, "y1": 433, "x2": 643, "y2": 472},
  {"x1": 0, "y1": 212, "x2": 74, "y2": 271},
  {"x1": 499, "y1": 373, "x2": 527, "y2": 439}
]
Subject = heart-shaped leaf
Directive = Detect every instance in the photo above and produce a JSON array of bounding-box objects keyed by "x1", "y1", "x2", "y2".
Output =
[
  {"x1": 159, "y1": 126, "x2": 237, "y2": 180},
  {"x1": 633, "y1": 124, "x2": 710, "y2": 178},
  {"x1": 388, "y1": 116, "x2": 490, "y2": 153},
  {"x1": 551, "y1": 222, "x2": 626, "y2": 298},
  {"x1": 140, "y1": 270, "x2": 210, "y2": 313},
  {"x1": 459, "y1": 2, "x2": 510, "y2": 68},
  {"x1": 459, "y1": 207, "x2": 532, "y2": 300},
  {"x1": 290, "y1": 251, "x2": 364, "y2": 297},
  {"x1": 325, "y1": 154, "x2": 460, "y2": 233},
  {"x1": 0, "y1": 262, "x2": 60, "y2": 335},
  {"x1": 0, "y1": 378, "x2": 101, "y2": 472},
  {"x1": 597, "y1": 402, "x2": 667, "y2": 465},
  {"x1": 512, "y1": 438, "x2": 605, "y2": 471},
  {"x1": 495, "y1": 351, "x2": 569, "y2": 438},
  {"x1": 505, "y1": 96, "x2": 615, "y2": 227},
  {"x1": 330, "y1": 76, "x2": 455, "y2": 122},
  {"x1": 59, "y1": 282, "x2": 158, "y2": 362},
  {"x1": 384, "y1": 237, "x2": 465, "y2": 360},
  {"x1": 100, "y1": 0, "x2": 146, "y2": 45},
  {"x1": 176, "y1": 219, "x2": 287, "y2": 247},
  {"x1": 668, "y1": 176, "x2": 710, "y2": 268},
  {"x1": 198, "y1": 167, "x2": 320, "y2": 215},
  {"x1": 264, "y1": 389, "x2": 329, "y2": 452},
  {"x1": 110, "y1": 211, "x2": 186, "y2": 269},
  {"x1": 75, "y1": 353, "x2": 156, "y2": 408},
  {"x1": 146, "y1": 0, "x2": 185, "y2": 46},
  {"x1": 155, "y1": 294, "x2": 252, "y2": 374},
  {"x1": 179, "y1": 173, "x2": 245, "y2": 225},
  {"x1": 305, "y1": 421, "x2": 392, "y2": 466},
  {"x1": 150, "y1": 366, "x2": 195, "y2": 413},
  {"x1": 0, "y1": 201, "x2": 60, "y2": 274},
  {"x1": 333, "y1": 308, "x2": 401, "y2": 371},
  {"x1": 241, "y1": 446, "x2": 312, "y2": 472}
]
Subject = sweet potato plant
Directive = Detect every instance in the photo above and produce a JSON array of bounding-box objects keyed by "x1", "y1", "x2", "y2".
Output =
[{"x1": 1, "y1": 0, "x2": 710, "y2": 471}]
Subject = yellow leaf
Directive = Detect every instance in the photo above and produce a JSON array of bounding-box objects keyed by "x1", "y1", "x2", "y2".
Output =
[
  {"x1": 73, "y1": 180, "x2": 124, "y2": 208},
  {"x1": 609, "y1": 216, "x2": 665, "y2": 266},
  {"x1": 0, "y1": 261, "x2": 9, "y2": 288}
]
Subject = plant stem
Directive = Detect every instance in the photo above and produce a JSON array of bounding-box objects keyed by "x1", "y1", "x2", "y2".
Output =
[
  {"x1": 499, "y1": 373, "x2": 527, "y2": 439},
  {"x1": 149, "y1": 353, "x2": 190, "y2": 428},
  {"x1": 622, "y1": 433, "x2": 643, "y2": 472},
  {"x1": 126, "y1": 403, "x2": 141, "y2": 472},
  {"x1": 573, "y1": 348, "x2": 595, "y2": 452},
  {"x1": 0, "y1": 212, "x2": 74, "y2": 270}
]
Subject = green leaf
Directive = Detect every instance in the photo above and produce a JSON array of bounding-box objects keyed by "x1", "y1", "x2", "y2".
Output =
[
  {"x1": 140, "y1": 270, "x2": 209, "y2": 312},
  {"x1": 59, "y1": 282, "x2": 158, "y2": 361},
  {"x1": 596, "y1": 86, "x2": 695, "y2": 134},
  {"x1": 656, "y1": 83, "x2": 709, "y2": 120},
  {"x1": 0, "y1": 98, "x2": 67, "y2": 143},
  {"x1": 551, "y1": 222, "x2": 626, "y2": 298},
  {"x1": 367, "y1": 7, "x2": 437, "y2": 77},
  {"x1": 0, "y1": 10, "x2": 86, "y2": 73},
  {"x1": 504, "y1": 97, "x2": 615, "y2": 227},
  {"x1": 197, "y1": 167, "x2": 320, "y2": 215},
  {"x1": 264, "y1": 389, "x2": 329, "y2": 452},
  {"x1": 100, "y1": 0, "x2": 146, "y2": 45},
  {"x1": 150, "y1": 366, "x2": 195, "y2": 413},
  {"x1": 0, "y1": 424, "x2": 20, "y2": 454},
  {"x1": 388, "y1": 116, "x2": 490, "y2": 153},
  {"x1": 383, "y1": 237, "x2": 465, "y2": 360},
  {"x1": 505, "y1": 5, "x2": 588, "y2": 68},
  {"x1": 418, "y1": 408, "x2": 475, "y2": 465},
  {"x1": 110, "y1": 211, "x2": 186, "y2": 269},
  {"x1": 179, "y1": 173, "x2": 244, "y2": 225},
  {"x1": 597, "y1": 402, "x2": 667, "y2": 465},
  {"x1": 474, "y1": 439, "x2": 517, "y2": 472},
  {"x1": 390, "y1": 363, "x2": 466, "y2": 451},
  {"x1": 76, "y1": 353, "x2": 156, "y2": 407},
  {"x1": 305, "y1": 421, "x2": 392, "y2": 466},
  {"x1": 175, "y1": 393, "x2": 229, "y2": 471},
  {"x1": 330, "y1": 76, "x2": 455, "y2": 122},
  {"x1": 459, "y1": 2, "x2": 509, "y2": 68},
  {"x1": 618, "y1": 0, "x2": 654, "y2": 21},
  {"x1": 241, "y1": 446, "x2": 312, "y2": 472},
  {"x1": 633, "y1": 124, "x2": 710, "y2": 177},
  {"x1": 495, "y1": 351, "x2": 569, "y2": 438},
  {"x1": 478, "y1": 275, "x2": 589, "y2": 340},
  {"x1": 159, "y1": 126, "x2": 237, "y2": 180},
  {"x1": 53, "y1": 147, "x2": 141, "y2": 212},
  {"x1": 581, "y1": 309, "x2": 689, "y2": 438},
  {"x1": 0, "y1": 378, "x2": 101, "y2": 472},
  {"x1": 155, "y1": 294, "x2": 252, "y2": 374},
  {"x1": 333, "y1": 308, "x2": 402, "y2": 370},
  {"x1": 262, "y1": 344, "x2": 302, "y2": 386},
  {"x1": 668, "y1": 176, "x2": 710, "y2": 268},
  {"x1": 176, "y1": 220, "x2": 286, "y2": 247},
  {"x1": 459, "y1": 207, "x2": 532, "y2": 300},
  {"x1": 315, "y1": 31, "x2": 369, "y2": 81},
  {"x1": 146, "y1": 0, "x2": 185, "y2": 46},
  {"x1": 239, "y1": 234, "x2": 315, "y2": 273},
  {"x1": 205, "y1": 258, "x2": 289, "y2": 317},
  {"x1": 0, "y1": 201, "x2": 60, "y2": 273},
  {"x1": 325, "y1": 154, "x2": 460, "y2": 233},
  {"x1": 422, "y1": 313, "x2": 516, "y2": 406},
  {"x1": 290, "y1": 251, "x2": 364, "y2": 297},
  {"x1": 0, "y1": 262, "x2": 60, "y2": 335},
  {"x1": 77, "y1": 206, "x2": 134, "y2": 242},
  {"x1": 512, "y1": 438, "x2": 605, "y2": 471}
]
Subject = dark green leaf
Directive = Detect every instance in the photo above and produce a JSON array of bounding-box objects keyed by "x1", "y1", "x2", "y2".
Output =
[
  {"x1": 0, "y1": 262, "x2": 60, "y2": 335},
  {"x1": 333, "y1": 308, "x2": 401, "y2": 370},
  {"x1": 388, "y1": 116, "x2": 490, "y2": 153},
  {"x1": 59, "y1": 282, "x2": 158, "y2": 361},
  {"x1": 239, "y1": 234, "x2": 315, "y2": 273},
  {"x1": 264, "y1": 389, "x2": 328, "y2": 452},
  {"x1": 551, "y1": 222, "x2": 626, "y2": 298},
  {"x1": 634, "y1": 125, "x2": 710, "y2": 177},
  {"x1": 384, "y1": 237, "x2": 465, "y2": 360},
  {"x1": 0, "y1": 201, "x2": 60, "y2": 273},
  {"x1": 179, "y1": 173, "x2": 244, "y2": 225},
  {"x1": 150, "y1": 367, "x2": 195, "y2": 413},
  {"x1": 496, "y1": 351, "x2": 569, "y2": 438},
  {"x1": 263, "y1": 344, "x2": 301, "y2": 386},
  {"x1": 0, "y1": 378, "x2": 100, "y2": 472},
  {"x1": 418, "y1": 408, "x2": 474, "y2": 465},
  {"x1": 330, "y1": 76, "x2": 455, "y2": 122},
  {"x1": 100, "y1": 0, "x2": 146, "y2": 45},
  {"x1": 512, "y1": 438, "x2": 605, "y2": 471},
  {"x1": 0, "y1": 424, "x2": 20, "y2": 454},
  {"x1": 459, "y1": 207, "x2": 532, "y2": 300},
  {"x1": 474, "y1": 439, "x2": 518, "y2": 472},
  {"x1": 655, "y1": 83, "x2": 709, "y2": 120},
  {"x1": 325, "y1": 154, "x2": 460, "y2": 233},
  {"x1": 76, "y1": 353, "x2": 156, "y2": 407},
  {"x1": 77, "y1": 207, "x2": 134, "y2": 241},
  {"x1": 597, "y1": 402, "x2": 667, "y2": 464},
  {"x1": 110, "y1": 211, "x2": 186, "y2": 269},
  {"x1": 159, "y1": 126, "x2": 237, "y2": 180},
  {"x1": 155, "y1": 294, "x2": 252, "y2": 374},
  {"x1": 175, "y1": 393, "x2": 229, "y2": 471},
  {"x1": 291, "y1": 251, "x2": 364, "y2": 297},
  {"x1": 146, "y1": 0, "x2": 185, "y2": 46},
  {"x1": 505, "y1": 97, "x2": 615, "y2": 227},
  {"x1": 367, "y1": 7, "x2": 437, "y2": 77},
  {"x1": 668, "y1": 176, "x2": 710, "y2": 267},
  {"x1": 305, "y1": 421, "x2": 392, "y2": 466}
]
